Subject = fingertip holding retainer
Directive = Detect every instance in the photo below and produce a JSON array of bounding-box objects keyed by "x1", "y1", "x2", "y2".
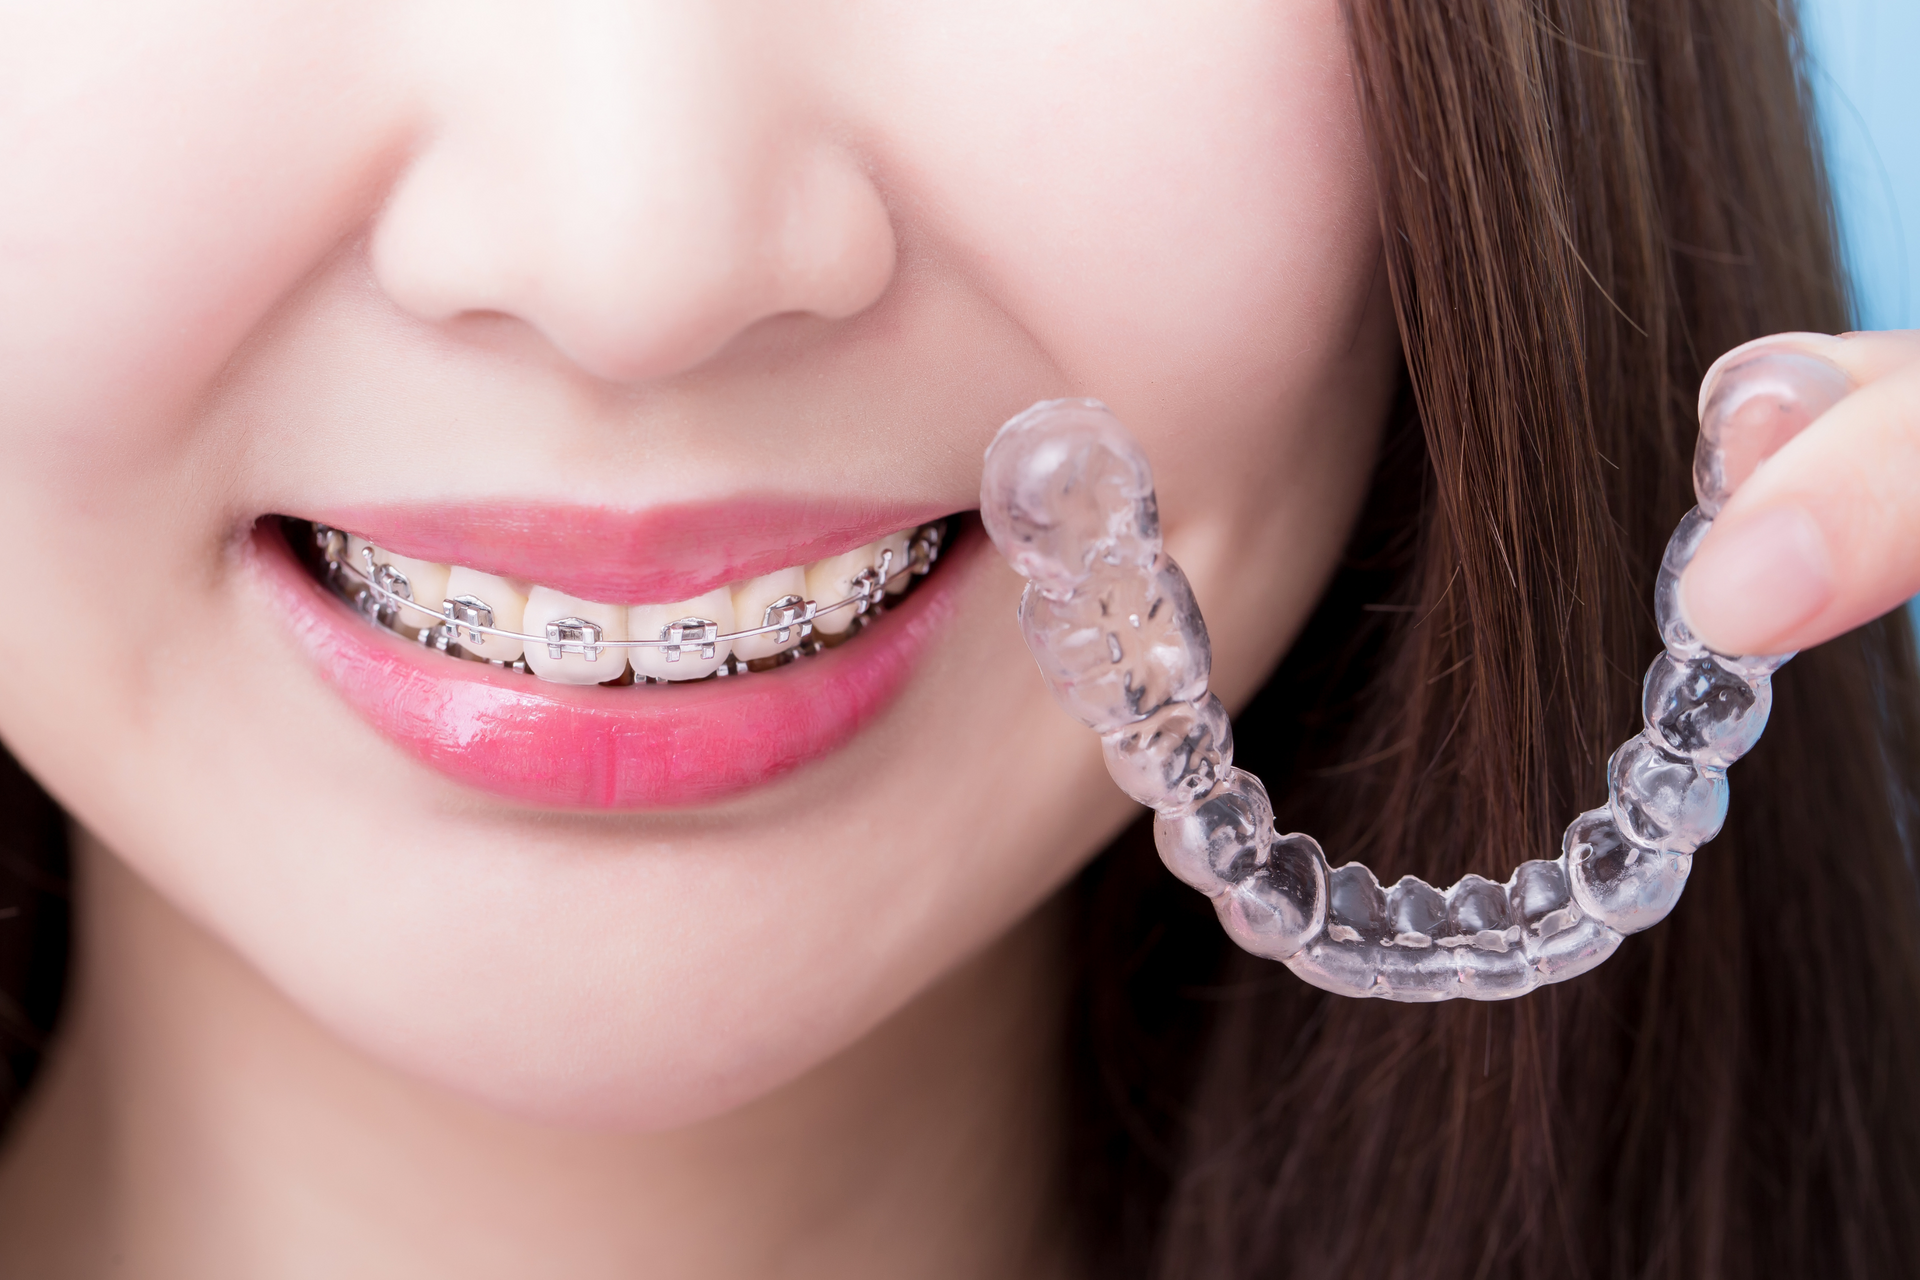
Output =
[{"x1": 980, "y1": 362, "x2": 1850, "y2": 1000}]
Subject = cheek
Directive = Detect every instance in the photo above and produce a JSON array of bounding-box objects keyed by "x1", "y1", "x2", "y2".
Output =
[
  {"x1": 852, "y1": 0, "x2": 1376, "y2": 405},
  {"x1": 0, "y1": 3, "x2": 404, "y2": 800},
  {"x1": 844, "y1": 0, "x2": 1392, "y2": 694},
  {"x1": 0, "y1": 2, "x2": 399, "y2": 496}
]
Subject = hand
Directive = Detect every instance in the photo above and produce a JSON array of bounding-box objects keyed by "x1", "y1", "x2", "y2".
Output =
[{"x1": 1680, "y1": 329, "x2": 1920, "y2": 657}]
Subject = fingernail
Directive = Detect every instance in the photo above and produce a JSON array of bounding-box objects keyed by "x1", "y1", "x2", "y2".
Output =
[
  {"x1": 1680, "y1": 506, "x2": 1835, "y2": 654},
  {"x1": 1696, "y1": 332, "x2": 1842, "y2": 424}
]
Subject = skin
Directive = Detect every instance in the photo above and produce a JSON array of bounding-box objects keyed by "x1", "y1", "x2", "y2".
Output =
[
  {"x1": 0, "y1": 2, "x2": 1910, "y2": 1276},
  {"x1": 0, "y1": 1, "x2": 1398, "y2": 1275},
  {"x1": 1680, "y1": 330, "x2": 1920, "y2": 657}
]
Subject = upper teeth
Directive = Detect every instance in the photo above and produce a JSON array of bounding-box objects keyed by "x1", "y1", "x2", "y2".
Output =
[
  {"x1": 442, "y1": 566, "x2": 528, "y2": 663},
  {"x1": 628, "y1": 585, "x2": 734, "y2": 681},
  {"x1": 523, "y1": 586, "x2": 629, "y2": 685},
  {"x1": 321, "y1": 524, "x2": 939, "y2": 686}
]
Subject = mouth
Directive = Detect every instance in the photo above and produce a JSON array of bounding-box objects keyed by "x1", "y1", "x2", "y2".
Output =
[
  {"x1": 255, "y1": 507, "x2": 972, "y2": 811},
  {"x1": 301, "y1": 517, "x2": 949, "y2": 684}
]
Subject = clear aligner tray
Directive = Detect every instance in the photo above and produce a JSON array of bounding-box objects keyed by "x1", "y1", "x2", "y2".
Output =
[{"x1": 980, "y1": 349, "x2": 1849, "y2": 1000}]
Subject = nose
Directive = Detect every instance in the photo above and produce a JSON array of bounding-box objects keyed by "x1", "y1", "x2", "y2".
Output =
[{"x1": 369, "y1": 2, "x2": 896, "y2": 384}]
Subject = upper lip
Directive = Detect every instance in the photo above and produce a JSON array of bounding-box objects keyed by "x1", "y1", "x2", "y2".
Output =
[{"x1": 305, "y1": 495, "x2": 958, "y2": 604}]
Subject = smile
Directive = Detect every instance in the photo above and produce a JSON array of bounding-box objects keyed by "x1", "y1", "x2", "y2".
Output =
[
  {"x1": 256, "y1": 508, "x2": 974, "y2": 811},
  {"x1": 298, "y1": 519, "x2": 948, "y2": 685}
]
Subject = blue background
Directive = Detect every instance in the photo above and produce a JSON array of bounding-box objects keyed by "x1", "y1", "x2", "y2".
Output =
[
  {"x1": 1799, "y1": 1, "x2": 1916, "y2": 626},
  {"x1": 1804, "y1": 0, "x2": 1919, "y2": 330}
]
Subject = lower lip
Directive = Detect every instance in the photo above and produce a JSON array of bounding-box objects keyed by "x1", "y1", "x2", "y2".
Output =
[{"x1": 253, "y1": 521, "x2": 969, "y2": 811}]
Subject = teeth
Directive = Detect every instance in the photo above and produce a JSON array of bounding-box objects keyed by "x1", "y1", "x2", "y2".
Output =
[
  {"x1": 876, "y1": 530, "x2": 913, "y2": 595},
  {"x1": 442, "y1": 567, "x2": 529, "y2": 663},
  {"x1": 380, "y1": 553, "x2": 452, "y2": 625},
  {"x1": 803, "y1": 543, "x2": 879, "y2": 636},
  {"x1": 730, "y1": 566, "x2": 810, "y2": 662},
  {"x1": 348, "y1": 539, "x2": 452, "y2": 630},
  {"x1": 522, "y1": 587, "x2": 630, "y2": 685},
  {"x1": 328, "y1": 522, "x2": 940, "y2": 683},
  {"x1": 629, "y1": 587, "x2": 734, "y2": 681}
]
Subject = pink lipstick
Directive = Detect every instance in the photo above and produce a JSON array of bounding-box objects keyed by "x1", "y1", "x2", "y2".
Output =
[{"x1": 254, "y1": 517, "x2": 970, "y2": 810}]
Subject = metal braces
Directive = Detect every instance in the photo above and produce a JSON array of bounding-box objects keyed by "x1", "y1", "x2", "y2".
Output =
[
  {"x1": 544, "y1": 617, "x2": 604, "y2": 661},
  {"x1": 662, "y1": 617, "x2": 719, "y2": 663},
  {"x1": 312, "y1": 521, "x2": 945, "y2": 655}
]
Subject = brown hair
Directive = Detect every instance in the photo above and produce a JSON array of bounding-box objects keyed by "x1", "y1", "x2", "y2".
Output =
[
  {"x1": 0, "y1": 745, "x2": 66, "y2": 1119},
  {"x1": 1064, "y1": 0, "x2": 1920, "y2": 1275},
  {"x1": 2, "y1": 0, "x2": 1917, "y2": 1273}
]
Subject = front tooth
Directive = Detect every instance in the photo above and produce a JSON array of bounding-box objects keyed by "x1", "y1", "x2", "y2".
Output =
[
  {"x1": 876, "y1": 530, "x2": 913, "y2": 595},
  {"x1": 629, "y1": 587, "x2": 735, "y2": 681},
  {"x1": 441, "y1": 567, "x2": 529, "y2": 663},
  {"x1": 730, "y1": 566, "x2": 810, "y2": 662},
  {"x1": 804, "y1": 544, "x2": 880, "y2": 635},
  {"x1": 523, "y1": 587, "x2": 629, "y2": 685}
]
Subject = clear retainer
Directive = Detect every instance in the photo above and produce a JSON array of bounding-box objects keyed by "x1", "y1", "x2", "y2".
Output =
[
  {"x1": 313, "y1": 522, "x2": 945, "y2": 678},
  {"x1": 980, "y1": 354, "x2": 1848, "y2": 1001}
]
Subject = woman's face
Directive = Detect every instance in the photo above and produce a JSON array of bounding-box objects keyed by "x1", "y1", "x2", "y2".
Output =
[{"x1": 0, "y1": 0, "x2": 1396, "y2": 1126}]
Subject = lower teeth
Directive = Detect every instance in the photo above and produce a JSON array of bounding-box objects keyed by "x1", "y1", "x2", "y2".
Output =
[{"x1": 295, "y1": 518, "x2": 948, "y2": 687}]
